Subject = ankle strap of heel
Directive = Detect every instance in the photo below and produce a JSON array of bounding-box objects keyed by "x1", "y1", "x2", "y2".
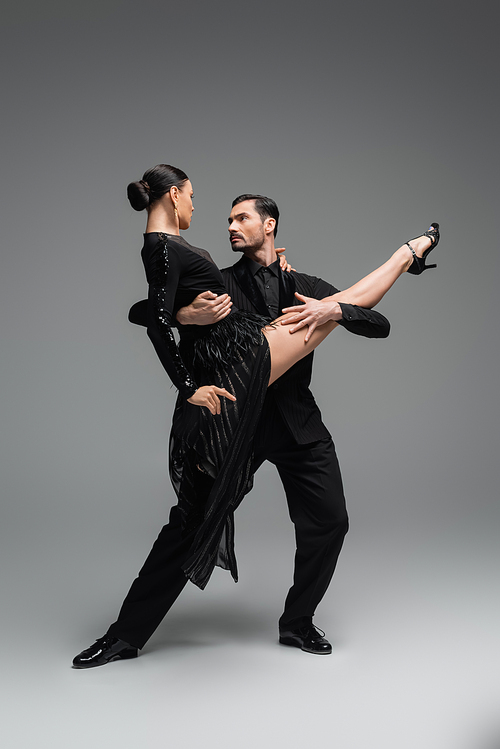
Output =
[{"x1": 406, "y1": 242, "x2": 417, "y2": 261}]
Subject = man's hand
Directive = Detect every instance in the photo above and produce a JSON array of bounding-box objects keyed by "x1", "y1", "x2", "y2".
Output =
[
  {"x1": 176, "y1": 291, "x2": 233, "y2": 326},
  {"x1": 276, "y1": 248, "x2": 296, "y2": 273},
  {"x1": 281, "y1": 293, "x2": 343, "y2": 341}
]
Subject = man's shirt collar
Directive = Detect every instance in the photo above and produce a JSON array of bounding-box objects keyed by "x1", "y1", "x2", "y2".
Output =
[{"x1": 243, "y1": 255, "x2": 281, "y2": 277}]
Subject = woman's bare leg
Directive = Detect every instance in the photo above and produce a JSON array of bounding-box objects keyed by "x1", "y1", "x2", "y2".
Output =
[
  {"x1": 264, "y1": 314, "x2": 339, "y2": 385},
  {"x1": 281, "y1": 231, "x2": 437, "y2": 339},
  {"x1": 264, "y1": 229, "x2": 437, "y2": 385},
  {"x1": 332, "y1": 235, "x2": 434, "y2": 308}
]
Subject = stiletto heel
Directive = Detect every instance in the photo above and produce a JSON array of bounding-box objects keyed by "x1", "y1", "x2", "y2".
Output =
[{"x1": 406, "y1": 222, "x2": 440, "y2": 275}]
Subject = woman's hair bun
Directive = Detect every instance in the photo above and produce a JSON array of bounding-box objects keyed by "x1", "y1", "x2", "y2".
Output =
[
  {"x1": 127, "y1": 180, "x2": 150, "y2": 211},
  {"x1": 127, "y1": 165, "x2": 189, "y2": 212}
]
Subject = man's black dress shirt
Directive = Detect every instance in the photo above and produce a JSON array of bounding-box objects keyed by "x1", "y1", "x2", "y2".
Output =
[{"x1": 249, "y1": 258, "x2": 281, "y2": 319}]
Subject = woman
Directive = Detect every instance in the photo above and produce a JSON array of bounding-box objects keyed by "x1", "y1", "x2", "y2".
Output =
[{"x1": 127, "y1": 163, "x2": 439, "y2": 591}]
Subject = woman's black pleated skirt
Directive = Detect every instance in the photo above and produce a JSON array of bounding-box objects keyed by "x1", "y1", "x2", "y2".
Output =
[{"x1": 169, "y1": 310, "x2": 272, "y2": 590}]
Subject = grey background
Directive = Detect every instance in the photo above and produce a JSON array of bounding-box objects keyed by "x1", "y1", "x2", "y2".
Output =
[{"x1": 1, "y1": 0, "x2": 499, "y2": 747}]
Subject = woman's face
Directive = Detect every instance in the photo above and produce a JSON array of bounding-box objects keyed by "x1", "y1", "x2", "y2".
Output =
[{"x1": 176, "y1": 180, "x2": 194, "y2": 230}]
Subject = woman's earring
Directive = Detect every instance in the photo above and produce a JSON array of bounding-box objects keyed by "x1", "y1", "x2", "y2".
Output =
[{"x1": 174, "y1": 204, "x2": 178, "y2": 219}]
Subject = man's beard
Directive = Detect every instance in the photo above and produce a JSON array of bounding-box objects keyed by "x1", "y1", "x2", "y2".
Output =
[{"x1": 230, "y1": 233, "x2": 265, "y2": 253}]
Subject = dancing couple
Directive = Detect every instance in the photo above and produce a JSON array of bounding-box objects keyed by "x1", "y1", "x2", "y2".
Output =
[{"x1": 73, "y1": 163, "x2": 439, "y2": 667}]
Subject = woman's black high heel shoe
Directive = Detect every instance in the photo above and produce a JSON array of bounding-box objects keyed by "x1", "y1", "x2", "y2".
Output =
[{"x1": 406, "y1": 223, "x2": 440, "y2": 275}]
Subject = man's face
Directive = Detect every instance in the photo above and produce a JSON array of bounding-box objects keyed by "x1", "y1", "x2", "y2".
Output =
[{"x1": 228, "y1": 200, "x2": 266, "y2": 253}]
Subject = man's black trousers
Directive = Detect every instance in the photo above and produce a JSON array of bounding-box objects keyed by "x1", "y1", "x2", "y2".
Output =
[{"x1": 107, "y1": 411, "x2": 349, "y2": 649}]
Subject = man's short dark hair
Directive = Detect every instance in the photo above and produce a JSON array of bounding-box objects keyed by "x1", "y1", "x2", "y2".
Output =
[{"x1": 231, "y1": 194, "x2": 279, "y2": 237}]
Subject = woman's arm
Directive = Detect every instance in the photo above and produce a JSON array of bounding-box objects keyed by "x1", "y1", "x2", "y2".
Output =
[
  {"x1": 146, "y1": 240, "x2": 198, "y2": 399},
  {"x1": 145, "y1": 237, "x2": 235, "y2": 412}
]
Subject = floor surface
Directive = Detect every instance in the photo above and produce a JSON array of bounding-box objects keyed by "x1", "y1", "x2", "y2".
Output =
[{"x1": 3, "y1": 494, "x2": 499, "y2": 749}]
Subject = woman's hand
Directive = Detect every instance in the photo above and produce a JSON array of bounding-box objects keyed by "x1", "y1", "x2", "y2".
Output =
[
  {"x1": 276, "y1": 248, "x2": 296, "y2": 273},
  {"x1": 188, "y1": 385, "x2": 236, "y2": 415}
]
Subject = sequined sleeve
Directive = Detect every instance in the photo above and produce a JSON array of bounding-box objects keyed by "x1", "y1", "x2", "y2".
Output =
[{"x1": 146, "y1": 235, "x2": 198, "y2": 399}]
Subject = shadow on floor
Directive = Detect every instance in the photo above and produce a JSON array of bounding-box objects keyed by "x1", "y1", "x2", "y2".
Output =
[{"x1": 143, "y1": 601, "x2": 275, "y2": 654}]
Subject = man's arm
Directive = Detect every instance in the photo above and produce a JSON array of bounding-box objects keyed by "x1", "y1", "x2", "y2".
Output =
[
  {"x1": 128, "y1": 293, "x2": 233, "y2": 328},
  {"x1": 280, "y1": 271, "x2": 391, "y2": 340},
  {"x1": 281, "y1": 292, "x2": 390, "y2": 341},
  {"x1": 176, "y1": 291, "x2": 233, "y2": 325},
  {"x1": 281, "y1": 244, "x2": 413, "y2": 339},
  {"x1": 130, "y1": 287, "x2": 390, "y2": 340},
  {"x1": 129, "y1": 299, "x2": 148, "y2": 326}
]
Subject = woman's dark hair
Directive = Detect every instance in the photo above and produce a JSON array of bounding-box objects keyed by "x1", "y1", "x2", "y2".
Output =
[
  {"x1": 231, "y1": 194, "x2": 279, "y2": 237},
  {"x1": 127, "y1": 164, "x2": 189, "y2": 211}
]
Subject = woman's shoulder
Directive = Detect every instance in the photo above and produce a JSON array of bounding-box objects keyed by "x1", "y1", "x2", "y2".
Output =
[
  {"x1": 141, "y1": 234, "x2": 220, "y2": 283},
  {"x1": 166, "y1": 234, "x2": 216, "y2": 265},
  {"x1": 142, "y1": 232, "x2": 186, "y2": 262},
  {"x1": 143, "y1": 232, "x2": 211, "y2": 259}
]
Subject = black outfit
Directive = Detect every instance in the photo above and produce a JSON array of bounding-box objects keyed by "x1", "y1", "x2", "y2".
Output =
[
  {"x1": 136, "y1": 232, "x2": 273, "y2": 590},
  {"x1": 107, "y1": 236, "x2": 390, "y2": 649},
  {"x1": 220, "y1": 256, "x2": 388, "y2": 629}
]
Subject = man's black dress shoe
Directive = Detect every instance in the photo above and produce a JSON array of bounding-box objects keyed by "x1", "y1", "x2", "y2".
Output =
[
  {"x1": 72, "y1": 634, "x2": 138, "y2": 669},
  {"x1": 279, "y1": 623, "x2": 332, "y2": 655}
]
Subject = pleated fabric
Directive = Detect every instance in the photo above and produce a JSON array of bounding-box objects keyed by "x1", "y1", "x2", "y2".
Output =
[{"x1": 169, "y1": 311, "x2": 271, "y2": 589}]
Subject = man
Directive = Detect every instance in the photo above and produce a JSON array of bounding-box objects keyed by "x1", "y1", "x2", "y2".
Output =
[
  {"x1": 175, "y1": 195, "x2": 391, "y2": 653},
  {"x1": 73, "y1": 194, "x2": 403, "y2": 668}
]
